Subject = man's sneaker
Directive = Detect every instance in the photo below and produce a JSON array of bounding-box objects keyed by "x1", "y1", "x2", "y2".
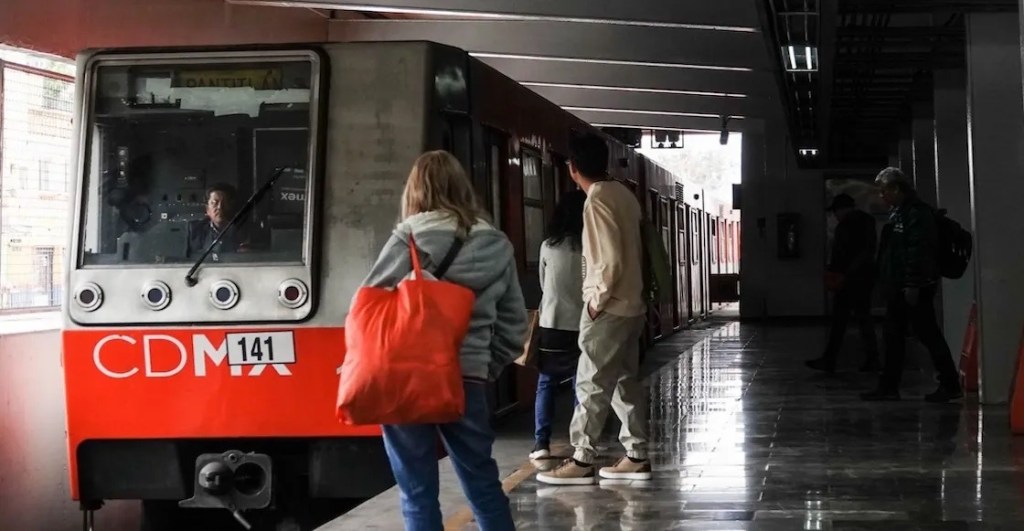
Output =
[
  {"x1": 925, "y1": 386, "x2": 964, "y2": 403},
  {"x1": 598, "y1": 457, "x2": 652, "y2": 481},
  {"x1": 536, "y1": 459, "x2": 596, "y2": 485},
  {"x1": 529, "y1": 443, "x2": 550, "y2": 460}
]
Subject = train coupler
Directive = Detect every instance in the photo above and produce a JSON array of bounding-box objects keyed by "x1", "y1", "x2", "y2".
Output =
[{"x1": 178, "y1": 450, "x2": 273, "y2": 530}]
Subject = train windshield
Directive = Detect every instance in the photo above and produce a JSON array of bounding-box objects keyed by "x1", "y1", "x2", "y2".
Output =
[{"x1": 77, "y1": 54, "x2": 318, "y2": 267}]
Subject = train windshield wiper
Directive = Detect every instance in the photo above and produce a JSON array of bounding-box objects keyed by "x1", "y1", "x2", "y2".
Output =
[{"x1": 184, "y1": 167, "x2": 289, "y2": 287}]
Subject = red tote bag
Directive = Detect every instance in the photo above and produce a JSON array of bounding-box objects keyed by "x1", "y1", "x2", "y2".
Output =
[{"x1": 336, "y1": 236, "x2": 476, "y2": 425}]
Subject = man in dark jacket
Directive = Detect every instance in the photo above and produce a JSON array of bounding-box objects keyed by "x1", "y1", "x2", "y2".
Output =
[
  {"x1": 187, "y1": 183, "x2": 249, "y2": 258},
  {"x1": 806, "y1": 193, "x2": 880, "y2": 373},
  {"x1": 861, "y1": 167, "x2": 962, "y2": 403}
]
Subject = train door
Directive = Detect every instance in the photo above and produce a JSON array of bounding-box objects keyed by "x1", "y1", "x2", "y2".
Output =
[
  {"x1": 677, "y1": 204, "x2": 692, "y2": 324},
  {"x1": 482, "y1": 128, "x2": 506, "y2": 230},
  {"x1": 521, "y1": 147, "x2": 545, "y2": 309},
  {"x1": 659, "y1": 197, "x2": 674, "y2": 336},
  {"x1": 709, "y1": 216, "x2": 720, "y2": 310},
  {"x1": 481, "y1": 129, "x2": 521, "y2": 418},
  {"x1": 703, "y1": 212, "x2": 713, "y2": 315},
  {"x1": 688, "y1": 207, "x2": 703, "y2": 319},
  {"x1": 647, "y1": 189, "x2": 663, "y2": 340},
  {"x1": 665, "y1": 198, "x2": 681, "y2": 331}
]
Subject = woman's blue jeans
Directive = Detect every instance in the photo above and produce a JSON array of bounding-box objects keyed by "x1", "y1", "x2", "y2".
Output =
[{"x1": 381, "y1": 381, "x2": 515, "y2": 531}]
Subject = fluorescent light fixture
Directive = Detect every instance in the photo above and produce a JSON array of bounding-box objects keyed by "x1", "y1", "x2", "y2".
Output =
[
  {"x1": 227, "y1": 1, "x2": 759, "y2": 32},
  {"x1": 472, "y1": 52, "x2": 753, "y2": 73},
  {"x1": 521, "y1": 81, "x2": 749, "y2": 99},
  {"x1": 564, "y1": 106, "x2": 745, "y2": 120},
  {"x1": 592, "y1": 123, "x2": 719, "y2": 134},
  {"x1": 783, "y1": 45, "x2": 818, "y2": 72}
]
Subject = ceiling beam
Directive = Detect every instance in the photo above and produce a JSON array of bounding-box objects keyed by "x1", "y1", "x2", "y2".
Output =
[
  {"x1": 570, "y1": 109, "x2": 754, "y2": 133},
  {"x1": 227, "y1": 0, "x2": 761, "y2": 29},
  {"x1": 327, "y1": 19, "x2": 771, "y2": 70},
  {"x1": 836, "y1": 26, "x2": 964, "y2": 38},
  {"x1": 838, "y1": 0, "x2": 1016, "y2": 13},
  {"x1": 475, "y1": 56, "x2": 776, "y2": 97},
  {"x1": 525, "y1": 84, "x2": 769, "y2": 118}
]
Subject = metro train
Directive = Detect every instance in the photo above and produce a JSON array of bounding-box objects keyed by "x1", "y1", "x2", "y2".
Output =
[{"x1": 61, "y1": 41, "x2": 738, "y2": 529}]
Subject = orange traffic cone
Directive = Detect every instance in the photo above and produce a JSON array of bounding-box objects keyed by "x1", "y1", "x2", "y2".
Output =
[
  {"x1": 1009, "y1": 325, "x2": 1024, "y2": 434},
  {"x1": 959, "y1": 302, "x2": 979, "y2": 393}
]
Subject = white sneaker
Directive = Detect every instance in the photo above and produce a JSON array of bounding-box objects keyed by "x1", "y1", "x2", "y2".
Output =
[
  {"x1": 529, "y1": 442, "x2": 551, "y2": 460},
  {"x1": 529, "y1": 447, "x2": 551, "y2": 460}
]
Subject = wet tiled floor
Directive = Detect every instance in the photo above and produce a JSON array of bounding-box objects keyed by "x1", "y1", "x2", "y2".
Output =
[{"x1": 506, "y1": 322, "x2": 1024, "y2": 530}]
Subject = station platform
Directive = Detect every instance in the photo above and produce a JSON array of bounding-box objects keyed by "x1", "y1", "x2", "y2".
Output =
[{"x1": 322, "y1": 315, "x2": 1024, "y2": 530}]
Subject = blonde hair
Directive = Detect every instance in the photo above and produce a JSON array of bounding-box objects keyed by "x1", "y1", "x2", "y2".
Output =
[{"x1": 401, "y1": 150, "x2": 483, "y2": 235}]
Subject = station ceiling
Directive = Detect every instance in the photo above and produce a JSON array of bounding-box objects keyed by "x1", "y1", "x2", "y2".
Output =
[
  {"x1": 231, "y1": 0, "x2": 1020, "y2": 168},
  {"x1": 230, "y1": 0, "x2": 776, "y2": 137}
]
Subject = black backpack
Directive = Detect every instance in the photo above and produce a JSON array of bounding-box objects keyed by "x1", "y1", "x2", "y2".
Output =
[{"x1": 935, "y1": 209, "x2": 972, "y2": 279}]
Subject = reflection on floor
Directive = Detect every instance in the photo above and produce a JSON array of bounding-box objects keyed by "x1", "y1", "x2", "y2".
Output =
[{"x1": 498, "y1": 322, "x2": 1024, "y2": 530}]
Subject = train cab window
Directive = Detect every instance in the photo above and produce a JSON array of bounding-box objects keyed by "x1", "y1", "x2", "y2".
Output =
[
  {"x1": 522, "y1": 150, "x2": 544, "y2": 264},
  {"x1": 77, "y1": 55, "x2": 319, "y2": 267}
]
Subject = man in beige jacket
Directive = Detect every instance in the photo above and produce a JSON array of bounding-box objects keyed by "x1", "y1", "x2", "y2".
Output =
[{"x1": 537, "y1": 132, "x2": 650, "y2": 485}]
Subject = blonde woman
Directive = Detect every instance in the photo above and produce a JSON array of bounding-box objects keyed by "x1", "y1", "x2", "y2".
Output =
[{"x1": 360, "y1": 150, "x2": 527, "y2": 531}]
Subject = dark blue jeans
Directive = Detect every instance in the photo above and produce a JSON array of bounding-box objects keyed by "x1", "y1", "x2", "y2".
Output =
[
  {"x1": 534, "y1": 372, "x2": 577, "y2": 446},
  {"x1": 382, "y1": 381, "x2": 514, "y2": 531}
]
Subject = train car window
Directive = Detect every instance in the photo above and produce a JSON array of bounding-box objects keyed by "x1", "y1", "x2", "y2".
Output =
[
  {"x1": 488, "y1": 144, "x2": 502, "y2": 229},
  {"x1": 77, "y1": 54, "x2": 318, "y2": 267},
  {"x1": 522, "y1": 150, "x2": 544, "y2": 264},
  {"x1": 711, "y1": 221, "x2": 718, "y2": 264},
  {"x1": 691, "y1": 211, "x2": 700, "y2": 265},
  {"x1": 659, "y1": 198, "x2": 670, "y2": 251}
]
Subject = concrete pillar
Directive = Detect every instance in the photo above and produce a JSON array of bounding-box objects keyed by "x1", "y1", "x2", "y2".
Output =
[
  {"x1": 738, "y1": 120, "x2": 826, "y2": 319},
  {"x1": 912, "y1": 104, "x2": 937, "y2": 207},
  {"x1": 933, "y1": 69, "x2": 974, "y2": 361},
  {"x1": 740, "y1": 130, "x2": 767, "y2": 319},
  {"x1": 965, "y1": 13, "x2": 1024, "y2": 403}
]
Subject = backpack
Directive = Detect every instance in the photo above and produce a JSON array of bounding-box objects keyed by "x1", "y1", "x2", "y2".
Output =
[
  {"x1": 641, "y1": 220, "x2": 673, "y2": 304},
  {"x1": 935, "y1": 209, "x2": 972, "y2": 279}
]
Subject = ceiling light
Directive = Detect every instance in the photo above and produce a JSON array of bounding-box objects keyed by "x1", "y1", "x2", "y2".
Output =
[
  {"x1": 782, "y1": 45, "x2": 818, "y2": 72},
  {"x1": 521, "y1": 81, "x2": 748, "y2": 99},
  {"x1": 471, "y1": 52, "x2": 754, "y2": 73},
  {"x1": 227, "y1": 1, "x2": 758, "y2": 32},
  {"x1": 563, "y1": 106, "x2": 745, "y2": 120},
  {"x1": 799, "y1": 148, "x2": 819, "y2": 157}
]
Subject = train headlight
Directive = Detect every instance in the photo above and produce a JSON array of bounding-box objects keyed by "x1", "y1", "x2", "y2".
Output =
[
  {"x1": 74, "y1": 282, "x2": 103, "y2": 312},
  {"x1": 209, "y1": 280, "x2": 240, "y2": 310},
  {"x1": 141, "y1": 281, "x2": 171, "y2": 311},
  {"x1": 277, "y1": 279, "x2": 308, "y2": 309}
]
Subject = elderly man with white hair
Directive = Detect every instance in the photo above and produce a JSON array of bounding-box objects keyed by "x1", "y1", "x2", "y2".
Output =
[{"x1": 861, "y1": 167, "x2": 962, "y2": 403}]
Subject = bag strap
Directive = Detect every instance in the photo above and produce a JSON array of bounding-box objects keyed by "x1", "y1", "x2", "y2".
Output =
[
  {"x1": 433, "y1": 236, "x2": 465, "y2": 279},
  {"x1": 407, "y1": 235, "x2": 425, "y2": 280}
]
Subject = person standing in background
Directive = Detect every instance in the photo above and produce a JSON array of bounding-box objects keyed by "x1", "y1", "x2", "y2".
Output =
[
  {"x1": 807, "y1": 192, "x2": 880, "y2": 373},
  {"x1": 530, "y1": 190, "x2": 586, "y2": 460},
  {"x1": 537, "y1": 132, "x2": 651, "y2": 485}
]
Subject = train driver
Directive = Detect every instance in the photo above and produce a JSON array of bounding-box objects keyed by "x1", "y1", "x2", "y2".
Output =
[{"x1": 187, "y1": 183, "x2": 249, "y2": 257}]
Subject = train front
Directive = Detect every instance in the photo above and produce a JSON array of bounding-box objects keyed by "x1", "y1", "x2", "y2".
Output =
[{"x1": 60, "y1": 47, "x2": 391, "y2": 527}]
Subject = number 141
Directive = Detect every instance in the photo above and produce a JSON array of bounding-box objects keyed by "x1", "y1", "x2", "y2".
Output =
[{"x1": 237, "y1": 337, "x2": 275, "y2": 362}]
